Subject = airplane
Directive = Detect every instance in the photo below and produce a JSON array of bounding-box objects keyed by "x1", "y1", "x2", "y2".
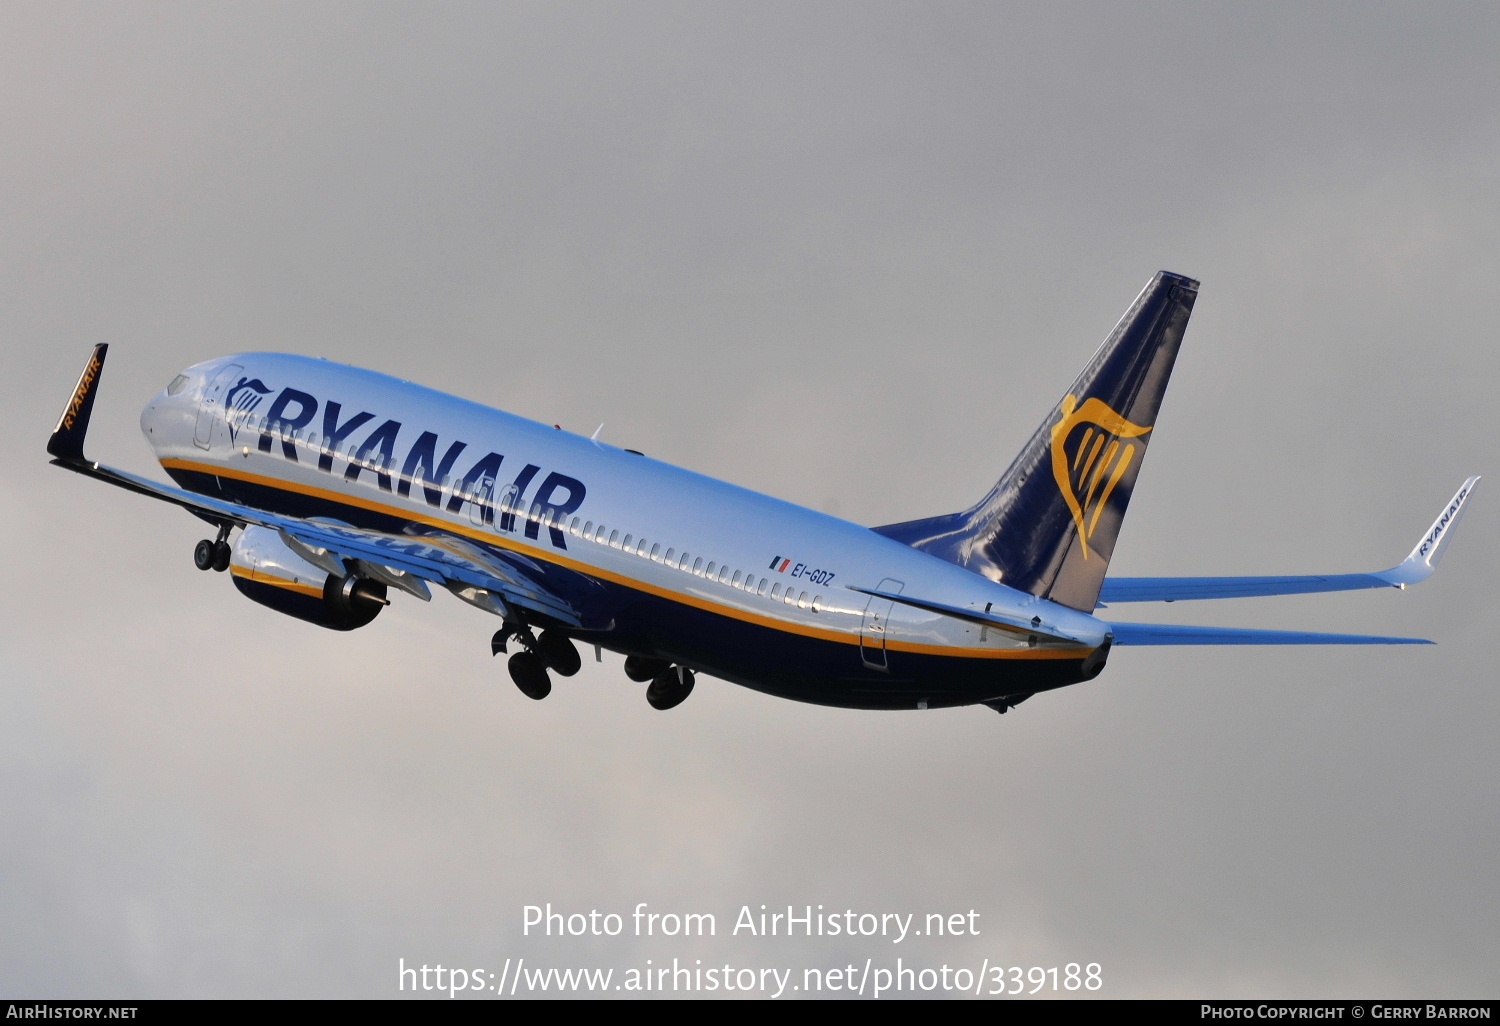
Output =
[{"x1": 46, "y1": 271, "x2": 1478, "y2": 714}]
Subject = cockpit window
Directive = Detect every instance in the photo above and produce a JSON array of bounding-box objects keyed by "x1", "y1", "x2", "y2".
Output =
[{"x1": 166, "y1": 374, "x2": 189, "y2": 396}]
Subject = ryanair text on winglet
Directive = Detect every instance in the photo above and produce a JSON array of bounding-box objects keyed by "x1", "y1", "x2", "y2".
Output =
[
  {"x1": 59, "y1": 351, "x2": 102, "y2": 432},
  {"x1": 1418, "y1": 483, "x2": 1471, "y2": 560}
]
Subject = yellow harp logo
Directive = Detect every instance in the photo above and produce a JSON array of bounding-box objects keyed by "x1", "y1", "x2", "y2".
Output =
[{"x1": 1049, "y1": 394, "x2": 1152, "y2": 558}]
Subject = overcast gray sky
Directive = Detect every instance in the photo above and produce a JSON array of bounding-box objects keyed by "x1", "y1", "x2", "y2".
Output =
[{"x1": 2, "y1": 1, "x2": 1496, "y2": 998}]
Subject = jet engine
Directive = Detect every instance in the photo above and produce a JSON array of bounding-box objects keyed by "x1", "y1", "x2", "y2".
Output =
[{"x1": 228, "y1": 525, "x2": 387, "y2": 630}]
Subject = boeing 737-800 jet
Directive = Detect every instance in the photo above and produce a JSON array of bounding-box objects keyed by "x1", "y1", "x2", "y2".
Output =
[{"x1": 47, "y1": 272, "x2": 1477, "y2": 713}]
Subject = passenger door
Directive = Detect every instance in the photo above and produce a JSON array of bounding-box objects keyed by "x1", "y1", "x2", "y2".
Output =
[{"x1": 859, "y1": 578, "x2": 903, "y2": 671}]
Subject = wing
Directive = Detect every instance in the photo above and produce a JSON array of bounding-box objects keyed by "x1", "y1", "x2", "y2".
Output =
[
  {"x1": 48, "y1": 345, "x2": 586, "y2": 627},
  {"x1": 1106, "y1": 623, "x2": 1431, "y2": 646},
  {"x1": 1098, "y1": 477, "x2": 1479, "y2": 604},
  {"x1": 843, "y1": 585, "x2": 1433, "y2": 646}
]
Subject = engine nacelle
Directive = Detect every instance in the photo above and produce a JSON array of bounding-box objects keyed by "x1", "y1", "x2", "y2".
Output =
[{"x1": 229, "y1": 525, "x2": 387, "y2": 630}]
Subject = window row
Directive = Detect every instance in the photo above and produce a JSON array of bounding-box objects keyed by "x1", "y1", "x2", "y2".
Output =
[
  {"x1": 565, "y1": 516, "x2": 824, "y2": 614},
  {"x1": 243, "y1": 432, "x2": 826, "y2": 616}
]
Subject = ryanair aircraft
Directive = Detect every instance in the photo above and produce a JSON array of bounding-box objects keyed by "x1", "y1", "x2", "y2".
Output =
[{"x1": 47, "y1": 272, "x2": 1477, "y2": 713}]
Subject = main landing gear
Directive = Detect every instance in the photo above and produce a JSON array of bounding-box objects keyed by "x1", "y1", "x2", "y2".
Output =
[
  {"x1": 646, "y1": 665, "x2": 695, "y2": 711},
  {"x1": 507, "y1": 650, "x2": 551, "y2": 701},
  {"x1": 490, "y1": 628, "x2": 696, "y2": 710},
  {"x1": 623, "y1": 655, "x2": 669, "y2": 682},
  {"x1": 193, "y1": 524, "x2": 232, "y2": 573},
  {"x1": 492, "y1": 623, "x2": 580, "y2": 701},
  {"x1": 624, "y1": 655, "x2": 696, "y2": 709}
]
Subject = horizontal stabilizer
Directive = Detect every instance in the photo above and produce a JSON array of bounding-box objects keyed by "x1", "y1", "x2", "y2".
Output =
[
  {"x1": 845, "y1": 586, "x2": 1094, "y2": 645},
  {"x1": 1099, "y1": 476, "x2": 1479, "y2": 603},
  {"x1": 1107, "y1": 622, "x2": 1431, "y2": 646}
]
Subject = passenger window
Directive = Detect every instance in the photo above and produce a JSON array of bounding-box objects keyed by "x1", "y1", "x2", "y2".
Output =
[
  {"x1": 609, "y1": 530, "x2": 619, "y2": 547},
  {"x1": 811, "y1": 595, "x2": 822, "y2": 613},
  {"x1": 719, "y1": 566, "x2": 730, "y2": 584},
  {"x1": 650, "y1": 543, "x2": 661, "y2": 560},
  {"x1": 664, "y1": 548, "x2": 675, "y2": 563},
  {"x1": 570, "y1": 517, "x2": 580, "y2": 535},
  {"x1": 623, "y1": 534, "x2": 633, "y2": 550},
  {"x1": 798, "y1": 591, "x2": 808, "y2": 609},
  {"x1": 692, "y1": 558, "x2": 703, "y2": 575},
  {"x1": 583, "y1": 521, "x2": 593, "y2": 537},
  {"x1": 705, "y1": 561, "x2": 716, "y2": 578},
  {"x1": 731, "y1": 570, "x2": 742, "y2": 587},
  {"x1": 771, "y1": 583, "x2": 781, "y2": 599},
  {"x1": 757, "y1": 578, "x2": 768, "y2": 596}
]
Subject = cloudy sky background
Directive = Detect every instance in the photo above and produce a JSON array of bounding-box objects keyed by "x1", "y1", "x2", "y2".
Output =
[{"x1": 2, "y1": 2, "x2": 1496, "y2": 998}]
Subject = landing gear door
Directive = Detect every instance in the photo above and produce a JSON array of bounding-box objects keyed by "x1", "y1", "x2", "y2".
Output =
[
  {"x1": 194, "y1": 364, "x2": 244, "y2": 450},
  {"x1": 860, "y1": 577, "x2": 903, "y2": 672}
]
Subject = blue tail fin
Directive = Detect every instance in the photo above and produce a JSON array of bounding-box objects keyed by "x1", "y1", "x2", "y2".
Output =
[{"x1": 875, "y1": 271, "x2": 1198, "y2": 612}]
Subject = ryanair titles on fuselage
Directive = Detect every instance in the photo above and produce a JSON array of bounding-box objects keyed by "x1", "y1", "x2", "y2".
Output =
[{"x1": 228, "y1": 381, "x2": 587, "y2": 549}]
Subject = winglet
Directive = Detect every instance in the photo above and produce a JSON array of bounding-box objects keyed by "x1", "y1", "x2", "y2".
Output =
[
  {"x1": 1377, "y1": 476, "x2": 1480, "y2": 587},
  {"x1": 47, "y1": 344, "x2": 109, "y2": 462}
]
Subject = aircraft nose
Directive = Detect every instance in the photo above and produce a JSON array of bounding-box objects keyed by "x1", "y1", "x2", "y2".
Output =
[
  {"x1": 140, "y1": 394, "x2": 162, "y2": 441},
  {"x1": 140, "y1": 369, "x2": 196, "y2": 448}
]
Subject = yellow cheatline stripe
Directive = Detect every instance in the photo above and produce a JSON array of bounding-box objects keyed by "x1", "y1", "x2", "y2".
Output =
[
  {"x1": 168, "y1": 457, "x2": 1090, "y2": 662},
  {"x1": 229, "y1": 563, "x2": 324, "y2": 598}
]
